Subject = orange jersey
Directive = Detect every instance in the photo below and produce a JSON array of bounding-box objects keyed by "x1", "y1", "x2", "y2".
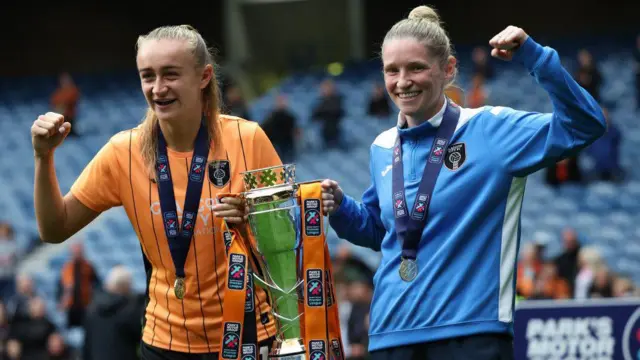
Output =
[{"x1": 70, "y1": 115, "x2": 281, "y2": 353}]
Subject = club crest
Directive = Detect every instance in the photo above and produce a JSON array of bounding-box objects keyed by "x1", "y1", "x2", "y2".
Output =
[
  {"x1": 208, "y1": 160, "x2": 231, "y2": 188},
  {"x1": 444, "y1": 143, "x2": 466, "y2": 171}
]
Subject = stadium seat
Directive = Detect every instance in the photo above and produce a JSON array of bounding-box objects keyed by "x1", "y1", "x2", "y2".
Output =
[{"x1": 1, "y1": 45, "x2": 639, "y2": 338}]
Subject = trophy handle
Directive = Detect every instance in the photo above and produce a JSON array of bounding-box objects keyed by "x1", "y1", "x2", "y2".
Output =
[
  {"x1": 252, "y1": 273, "x2": 303, "y2": 298},
  {"x1": 253, "y1": 273, "x2": 305, "y2": 325}
]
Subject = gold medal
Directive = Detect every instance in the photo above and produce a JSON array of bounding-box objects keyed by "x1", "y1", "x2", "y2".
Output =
[{"x1": 174, "y1": 277, "x2": 186, "y2": 299}]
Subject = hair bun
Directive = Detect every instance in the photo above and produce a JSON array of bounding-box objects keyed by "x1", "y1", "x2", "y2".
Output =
[{"x1": 408, "y1": 6, "x2": 441, "y2": 24}]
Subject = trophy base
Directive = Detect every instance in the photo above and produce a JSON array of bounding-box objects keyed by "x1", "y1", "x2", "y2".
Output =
[{"x1": 269, "y1": 338, "x2": 306, "y2": 359}]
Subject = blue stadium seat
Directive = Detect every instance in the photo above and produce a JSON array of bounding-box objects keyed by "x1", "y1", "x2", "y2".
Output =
[{"x1": 1, "y1": 44, "x2": 639, "y2": 332}]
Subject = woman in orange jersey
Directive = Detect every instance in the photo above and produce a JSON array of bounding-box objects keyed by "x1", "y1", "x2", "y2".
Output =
[{"x1": 30, "y1": 25, "x2": 280, "y2": 359}]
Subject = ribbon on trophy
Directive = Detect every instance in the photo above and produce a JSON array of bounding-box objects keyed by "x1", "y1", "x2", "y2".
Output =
[
  {"x1": 218, "y1": 193, "x2": 259, "y2": 360},
  {"x1": 217, "y1": 165, "x2": 345, "y2": 360},
  {"x1": 300, "y1": 183, "x2": 345, "y2": 360},
  {"x1": 324, "y1": 242, "x2": 344, "y2": 360}
]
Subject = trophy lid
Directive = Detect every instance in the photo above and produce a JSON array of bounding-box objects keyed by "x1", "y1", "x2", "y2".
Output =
[{"x1": 240, "y1": 164, "x2": 296, "y2": 192}]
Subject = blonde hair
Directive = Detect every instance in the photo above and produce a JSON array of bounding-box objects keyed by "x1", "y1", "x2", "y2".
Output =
[
  {"x1": 136, "y1": 25, "x2": 222, "y2": 178},
  {"x1": 578, "y1": 246, "x2": 603, "y2": 269},
  {"x1": 383, "y1": 5, "x2": 457, "y2": 86}
]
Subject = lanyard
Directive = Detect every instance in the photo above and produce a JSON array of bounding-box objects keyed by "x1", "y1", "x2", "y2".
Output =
[
  {"x1": 392, "y1": 100, "x2": 460, "y2": 281},
  {"x1": 155, "y1": 119, "x2": 210, "y2": 298}
]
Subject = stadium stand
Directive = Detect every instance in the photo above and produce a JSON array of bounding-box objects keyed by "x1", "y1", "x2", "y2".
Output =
[{"x1": 1, "y1": 38, "x2": 639, "y2": 351}]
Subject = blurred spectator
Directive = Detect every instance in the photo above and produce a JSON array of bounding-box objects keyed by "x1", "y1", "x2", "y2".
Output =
[
  {"x1": 554, "y1": 228, "x2": 581, "y2": 293},
  {"x1": 346, "y1": 274, "x2": 372, "y2": 360},
  {"x1": 331, "y1": 246, "x2": 373, "y2": 360},
  {"x1": 574, "y1": 246, "x2": 603, "y2": 299},
  {"x1": 0, "y1": 302, "x2": 8, "y2": 360},
  {"x1": 530, "y1": 262, "x2": 571, "y2": 300},
  {"x1": 6, "y1": 297, "x2": 56, "y2": 360},
  {"x1": 5, "y1": 274, "x2": 36, "y2": 326},
  {"x1": 57, "y1": 243, "x2": 99, "y2": 329},
  {"x1": 312, "y1": 79, "x2": 345, "y2": 149},
  {"x1": 532, "y1": 233, "x2": 549, "y2": 260},
  {"x1": 261, "y1": 94, "x2": 299, "y2": 163},
  {"x1": 634, "y1": 34, "x2": 640, "y2": 110},
  {"x1": 83, "y1": 266, "x2": 143, "y2": 360},
  {"x1": 545, "y1": 156, "x2": 583, "y2": 186},
  {"x1": 466, "y1": 74, "x2": 487, "y2": 108},
  {"x1": 586, "y1": 107, "x2": 623, "y2": 182},
  {"x1": 224, "y1": 84, "x2": 251, "y2": 120},
  {"x1": 334, "y1": 274, "x2": 352, "y2": 359},
  {"x1": 367, "y1": 83, "x2": 391, "y2": 118},
  {"x1": 47, "y1": 333, "x2": 72, "y2": 360},
  {"x1": 445, "y1": 85, "x2": 465, "y2": 106},
  {"x1": 516, "y1": 243, "x2": 542, "y2": 298},
  {"x1": 471, "y1": 46, "x2": 494, "y2": 80},
  {"x1": 50, "y1": 72, "x2": 80, "y2": 137},
  {"x1": 574, "y1": 49, "x2": 602, "y2": 102},
  {"x1": 0, "y1": 222, "x2": 18, "y2": 300},
  {"x1": 588, "y1": 265, "x2": 613, "y2": 298},
  {"x1": 5, "y1": 339, "x2": 20, "y2": 360},
  {"x1": 613, "y1": 276, "x2": 636, "y2": 297}
]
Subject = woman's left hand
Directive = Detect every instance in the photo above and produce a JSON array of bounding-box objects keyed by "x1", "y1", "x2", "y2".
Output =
[
  {"x1": 489, "y1": 26, "x2": 529, "y2": 61},
  {"x1": 213, "y1": 196, "x2": 248, "y2": 224}
]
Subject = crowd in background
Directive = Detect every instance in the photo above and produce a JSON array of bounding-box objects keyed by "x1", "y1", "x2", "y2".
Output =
[
  {"x1": 0, "y1": 241, "x2": 144, "y2": 360},
  {"x1": 0, "y1": 34, "x2": 639, "y2": 360},
  {"x1": 516, "y1": 228, "x2": 639, "y2": 301}
]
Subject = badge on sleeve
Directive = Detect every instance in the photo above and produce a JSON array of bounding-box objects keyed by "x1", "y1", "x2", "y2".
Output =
[
  {"x1": 208, "y1": 160, "x2": 231, "y2": 188},
  {"x1": 444, "y1": 143, "x2": 466, "y2": 171}
]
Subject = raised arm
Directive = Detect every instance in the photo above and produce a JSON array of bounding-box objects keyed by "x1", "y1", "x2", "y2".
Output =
[
  {"x1": 482, "y1": 27, "x2": 606, "y2": 177},
  {"x1": 32, "y1": 112, "x2": 101, "y2": 243}
]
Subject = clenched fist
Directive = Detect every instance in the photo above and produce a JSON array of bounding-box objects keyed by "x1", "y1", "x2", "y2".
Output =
[
  {"x1": 489, "y1": 26, "x2": 529, "y2": 61},
  {"x1": 31, "y1": 112, "x2": 71, "y2": 158},
  {"x1": 321, "y1": 179, "x2": 344, "y2": 216}
]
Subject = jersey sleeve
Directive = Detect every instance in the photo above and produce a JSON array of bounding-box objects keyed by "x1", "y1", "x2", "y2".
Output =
[
  {"x1": 252, "y1": 124, "x2": 283, "y2": 169},
  {"x1": 481, "y1": 36, "x2": 607, "y2": 177},
  {"x1": 70, "y1": 140, "x2": 123, "y2": 212}
]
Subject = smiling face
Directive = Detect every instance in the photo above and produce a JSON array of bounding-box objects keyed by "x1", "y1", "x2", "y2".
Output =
[
  {"x1": 136, "y1": 39, "x2": 212, "y2": 124},
  {"x1": 382, "y1": 37, "x2": 455, "y2": 124}
]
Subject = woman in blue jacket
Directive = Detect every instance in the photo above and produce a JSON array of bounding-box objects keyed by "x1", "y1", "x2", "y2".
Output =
[{"x1": 321, "y1": 5, "x2": 606, "y2": 360}]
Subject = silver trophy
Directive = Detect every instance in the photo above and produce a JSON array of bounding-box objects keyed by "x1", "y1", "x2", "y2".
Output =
[{"x1": 241, "y1": 164, "x2": 308, "y2": 359}]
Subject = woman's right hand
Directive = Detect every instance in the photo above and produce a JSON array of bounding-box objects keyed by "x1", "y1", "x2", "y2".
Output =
[
  {"x1": 488, "y1": 25, "x2": 529, "y2": 61},
  {"x1": 31, "y1": 112, "x2": 71, "y2": 158},
  {"x1": 321, "y1": 179, "x2": 344, "y2": 216}
]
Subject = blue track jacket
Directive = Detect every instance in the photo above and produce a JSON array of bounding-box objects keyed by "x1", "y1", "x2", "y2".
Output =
[{"x1": 328, "y1": 37, "x2": 606, "y2": 352}]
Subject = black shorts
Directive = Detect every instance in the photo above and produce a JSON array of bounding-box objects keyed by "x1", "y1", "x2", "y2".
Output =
[
  {"x1": 370, "y1": 333, "x2": 514, "y2": 360},
  {"x1": 140, "y1": 338, "x2": 275, "y2": 360}
]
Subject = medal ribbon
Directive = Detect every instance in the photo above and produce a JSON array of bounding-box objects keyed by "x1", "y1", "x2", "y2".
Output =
[
  {"x1": 392, "y1": 101, "x2": 461, "y2": 264},
  {"x1": 155, "y1": 119, "x2": 210, "y2": 298}
]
